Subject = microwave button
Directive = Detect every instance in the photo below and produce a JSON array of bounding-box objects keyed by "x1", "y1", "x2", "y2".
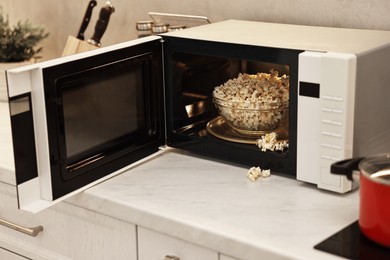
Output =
[
  {"x1": 322, "y1": 95, "x2": 344, "y2": 102},
  {"x1": 321, "y1": 154, "x2": 341, "y2": 161},
  {"x1": 321, "y1": 143, "x2": 342, "y2": 150},
  {"x1": 321, "y1": 131, "x2": 342, "y2": 138},
  {"x1": 331, "y1": 108, "x2": 343, "y2": 114},
  {"x1": 321, "y1": 119, "x2": 342, "y2": 126},
  {"x1": 321, "y1": 107, "x2": 343, "y2": 114}
]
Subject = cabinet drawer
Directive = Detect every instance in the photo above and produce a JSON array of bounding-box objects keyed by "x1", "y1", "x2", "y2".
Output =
[
  {"x1": 138, "y1": 226, "x2": 218, "y2": 260},
  {"x1": 0, "y1": 247, "x2": 28, "y2": 260},
  {"x1": 0, "y1": 182, "x2": 137, "y2": 260}
]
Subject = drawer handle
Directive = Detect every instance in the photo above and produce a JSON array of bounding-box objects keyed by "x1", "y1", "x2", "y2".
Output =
[
  {"x1": 0, "y1": 218, "x2": 43, "y2": 237},
  {"x1": 165, "y1": 255, "x2": 180, "y2": 260}
]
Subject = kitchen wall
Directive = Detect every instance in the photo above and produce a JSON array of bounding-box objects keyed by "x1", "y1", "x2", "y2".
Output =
[{"x1": 1, "y1": 0, "x2": 390, "y2": 60}]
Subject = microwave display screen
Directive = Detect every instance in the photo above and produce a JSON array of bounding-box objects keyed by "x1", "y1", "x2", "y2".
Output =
[{"x1": 62, "y1": 64, "x2": 145, "y2": 158}]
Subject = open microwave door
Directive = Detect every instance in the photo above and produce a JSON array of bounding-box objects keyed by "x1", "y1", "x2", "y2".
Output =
[{"x1": 7, "y1": 36, "x2": 165, "y2": 213}]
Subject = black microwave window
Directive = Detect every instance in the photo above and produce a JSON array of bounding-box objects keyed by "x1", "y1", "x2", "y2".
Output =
[{"x1": 62, "y1": 63, "x2": 145, "y2": 159}]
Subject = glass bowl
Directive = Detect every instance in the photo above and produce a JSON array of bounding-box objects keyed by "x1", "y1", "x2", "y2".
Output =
[{"x1": 213, "y1": 95, "x2": 288, "y2": 136}]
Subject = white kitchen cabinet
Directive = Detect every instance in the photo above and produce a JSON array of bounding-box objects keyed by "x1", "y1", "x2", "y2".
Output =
[
  {"x1": 138, "y1": 226, "x2": 219, "y2": 260},
  {"x1": 220, "y1": 254, "x2": 240, "y2": 260},
  {"x1": 0, "y1": 247, "x2": 28, "y2": 260},
  {"x1": 0, "y1": 181, "x2": 137, "y2": 260}
]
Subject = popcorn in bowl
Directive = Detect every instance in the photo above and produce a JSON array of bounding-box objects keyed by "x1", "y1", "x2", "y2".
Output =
[{"x1": 212, "y1": 70, "x2": 289, "y2": 135}]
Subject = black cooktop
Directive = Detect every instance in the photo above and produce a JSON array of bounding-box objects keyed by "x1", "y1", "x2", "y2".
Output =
[{"x1": 314, "y1": 221, "x2": 390, "y2": 259}]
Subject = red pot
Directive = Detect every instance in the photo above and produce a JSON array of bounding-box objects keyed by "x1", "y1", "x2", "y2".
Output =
[{"x1": 331, "y1": 153, "x2": 390, "y2": 248}]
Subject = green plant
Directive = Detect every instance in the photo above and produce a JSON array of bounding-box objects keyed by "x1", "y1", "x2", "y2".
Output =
[{"x1": 0, "y1": 7, "x2": 49, "y2": 62}]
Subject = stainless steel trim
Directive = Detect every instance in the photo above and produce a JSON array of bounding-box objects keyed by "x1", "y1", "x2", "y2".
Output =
[
  {"x1": 0, "y1": 218, "x2": 43, "y2": 237},
  {"x1": 148, "y1": 12, "x2": 211, "y2": 24},
  {"x1": 168, "y1": 25, "x2": 186, "y2": 31},
  {"x1": 136, "y1": 20, "x2": 154, "y2": 31},
  {"x1": 151, "y1": 23, "x2": 169, "y2": 34},
  {"x1": 66, "y1": 153, "x2": 105, "y2": 172}
]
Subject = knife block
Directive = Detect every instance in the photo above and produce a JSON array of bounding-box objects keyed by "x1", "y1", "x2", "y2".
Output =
[{"x1": 62, "y1": 36, "x2": 99, "y2": 56}]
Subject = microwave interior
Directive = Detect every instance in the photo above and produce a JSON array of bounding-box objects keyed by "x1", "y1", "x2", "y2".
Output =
[{"x1": 163, "y1": 37, "x2": 301, "y2": 178}]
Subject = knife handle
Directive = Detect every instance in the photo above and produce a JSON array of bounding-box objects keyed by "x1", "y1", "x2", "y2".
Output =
[
  {"x1": 88, "y1": 1, "x2": 115, "y2": 47},
  {"x1": 77, "y1": 0, "x2": 98, "y2": 40}
]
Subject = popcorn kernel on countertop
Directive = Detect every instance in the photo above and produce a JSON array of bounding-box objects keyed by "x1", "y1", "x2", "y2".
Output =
[{"x1": 247, "y1": 166, "x2": 271, "y2": 182}]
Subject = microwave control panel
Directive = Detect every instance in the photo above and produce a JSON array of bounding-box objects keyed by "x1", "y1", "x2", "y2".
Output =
[{"x1": 297, "y1": 51, "x2": 356, "y2": 193}]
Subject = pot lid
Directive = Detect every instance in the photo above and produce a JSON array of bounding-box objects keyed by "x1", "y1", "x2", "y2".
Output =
[{"x1": 359, "y1": 153, "x2": 390, "y2": 186}]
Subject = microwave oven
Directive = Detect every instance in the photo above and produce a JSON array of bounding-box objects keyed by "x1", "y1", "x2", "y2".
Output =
[{"x1": 6, "y1": 20, "x2": 390, "y2": 212}]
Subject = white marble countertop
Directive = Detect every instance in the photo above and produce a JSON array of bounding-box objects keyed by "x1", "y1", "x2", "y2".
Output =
[
  {"x1": 67, "y1": 148, "x2": 359, "y2": 260},
  {"x1": 0, "y1": 100, "x2": 360, "y2": 260}
]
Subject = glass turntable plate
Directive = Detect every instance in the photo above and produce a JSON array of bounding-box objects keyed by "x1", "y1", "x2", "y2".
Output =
[{"x1": 206, "y1": 116, "x2": 288, "y2": 144}]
